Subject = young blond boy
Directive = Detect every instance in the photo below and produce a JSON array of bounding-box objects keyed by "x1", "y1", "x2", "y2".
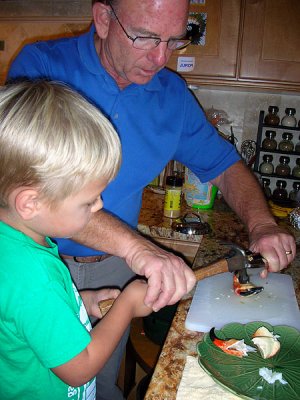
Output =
[{"x1": 0, "y1": 81, "x2": 151, "y2": 400}]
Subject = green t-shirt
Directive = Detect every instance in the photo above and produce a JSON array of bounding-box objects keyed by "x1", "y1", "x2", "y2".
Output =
[{"x1": 0, "y1": 222, "x2": 96, "y2": 399}]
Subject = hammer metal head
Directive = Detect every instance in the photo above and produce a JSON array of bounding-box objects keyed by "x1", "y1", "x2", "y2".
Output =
[
  {"x1": 223, "y1": 243, "x2": 266, "y2": 296},
  {"x1": 222, "y1": 242, "x2": 266, "y2": 273}
]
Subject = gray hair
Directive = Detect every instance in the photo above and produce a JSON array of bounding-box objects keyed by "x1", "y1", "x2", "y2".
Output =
[
  {"x1": 92, "y1": 0, "x2": 118, "y2": 6},
  {"x1": 0, "y1": 80, "x2": 121, "y2": 206}
]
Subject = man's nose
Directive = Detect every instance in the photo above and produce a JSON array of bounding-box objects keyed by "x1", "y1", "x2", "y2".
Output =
[{"x1": 148, "y1": 42, "x2": 171, "y2": 67}]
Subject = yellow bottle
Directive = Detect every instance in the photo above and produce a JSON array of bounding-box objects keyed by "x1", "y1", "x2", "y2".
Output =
[{"x1": 164, "y1": 176, "x2": 183, "y2": 218}]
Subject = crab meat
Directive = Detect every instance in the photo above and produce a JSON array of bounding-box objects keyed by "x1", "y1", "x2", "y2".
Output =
[
  {"x1": 252, "y1": 327, "x2": 281, "y2": 359},
  {"x1": 259, "y1": 367, "x2": 287, "y2": 384}
]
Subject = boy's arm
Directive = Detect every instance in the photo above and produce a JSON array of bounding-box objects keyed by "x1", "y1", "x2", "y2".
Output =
[{"x1": 52, "y1": 280, "x2": 151, "y2": 387}]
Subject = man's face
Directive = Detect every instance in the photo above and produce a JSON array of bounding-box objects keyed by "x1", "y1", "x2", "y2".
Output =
[{"x1": 99, "y1": 0, "x2": 189, "y2": 88}]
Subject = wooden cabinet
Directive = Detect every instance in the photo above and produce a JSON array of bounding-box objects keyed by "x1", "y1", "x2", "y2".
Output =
[
  {"x1": 0, "y1": 18, "x2": 91, "y2": 84},
  {"x1": 239, "y1": 0, "x2": 300, "y2": 91},
  {"x1": 1, "y1": 0, "x2": 300, "y2": 91},
  {"x1": 167, "y1": 0, "x2": 300, "y2": 92},
  {"x1": 167, "y1": 0, "x2": 241, "y2": 85}
]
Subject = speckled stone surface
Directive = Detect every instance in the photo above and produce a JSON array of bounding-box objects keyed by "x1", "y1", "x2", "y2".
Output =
[
  {"x1": 138, "y1": 188, "x2": 202, "y2": 243},
  {"x1": 140, "y1": 188, "x2": 300, "y2": 400}
]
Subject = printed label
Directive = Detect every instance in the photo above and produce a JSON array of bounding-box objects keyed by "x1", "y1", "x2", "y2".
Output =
[
  {"x1": 164, "y1": 189, "x2": 181, "y2": 211},
  {"x1": 177, "y1": 57, "x2": 195, "y2": 72}
]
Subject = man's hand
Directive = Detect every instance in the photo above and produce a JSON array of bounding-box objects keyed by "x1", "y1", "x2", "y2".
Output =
[
  {"x1": 125, "y1": 239, "x2": 196, "y2": 312},
  {"x1": 213, "y1": 160, "x2": 296, "y2": 278},
  {"x1": 249, "y1": 222, "x2": 296, "y2": 278},
  {"x1": 73, "y1": 210, "x2": 196, "y2": 311}
]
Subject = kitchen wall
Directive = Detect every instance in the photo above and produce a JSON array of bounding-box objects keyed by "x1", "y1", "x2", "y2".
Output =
[
  {"x1": 191, "y1": 87, "x2": 300, "y2": 152},
  {"x1": 1, "y1": 0, "x2": 300, "y2": 152}
]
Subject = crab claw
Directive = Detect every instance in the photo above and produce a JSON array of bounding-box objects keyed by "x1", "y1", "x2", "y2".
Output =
[
  {"x1": 237, "y1": 286, "x2": 264, "y2": 296},
  {"x1": 233, "y1": 271, "x2": 264, "y2": 297},
  {"x1": 209, "y1": 327, "x2": 256, "y2": 357},
  {"x1": 209, "y1": 328, "x2": 244, "y2": 357}
]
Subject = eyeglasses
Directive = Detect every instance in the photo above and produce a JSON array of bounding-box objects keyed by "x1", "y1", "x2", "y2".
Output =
[{"x1": 108, "y1": 2, "x2": 191, "y2": 51}]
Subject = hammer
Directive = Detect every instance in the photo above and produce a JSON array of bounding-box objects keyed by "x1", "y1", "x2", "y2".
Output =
[{"x1": 98, "y1": 243, "x2": 266, "y2": 316}]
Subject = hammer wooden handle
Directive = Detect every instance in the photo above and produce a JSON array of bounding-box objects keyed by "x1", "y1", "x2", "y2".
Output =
[
  {"x1": 98, "y1": 298, "x2": 115, "y2": 317},
  {"x1": 193, "y1": 258, "x2": 229, "y2": 281}
]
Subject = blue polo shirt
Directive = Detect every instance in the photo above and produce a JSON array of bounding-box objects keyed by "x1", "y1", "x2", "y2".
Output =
[{"x1": 8, "y1": 25, "x2": 240, "y2": 257}]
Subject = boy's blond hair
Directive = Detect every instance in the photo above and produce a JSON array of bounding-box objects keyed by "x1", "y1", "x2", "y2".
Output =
[{"x1": 0, "y1": 80, "x2": 121, "y2": 207}]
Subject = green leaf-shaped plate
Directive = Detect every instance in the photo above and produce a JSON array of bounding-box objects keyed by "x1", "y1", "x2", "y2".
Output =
[{"x1": 197, "y1": 322, "x2": 300, "y2": 400}]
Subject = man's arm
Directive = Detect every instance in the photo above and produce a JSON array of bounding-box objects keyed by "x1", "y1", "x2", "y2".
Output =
[
  {"x1": 72, "y1": 211, "x2": 196, "y2": 311},
  {"x1": 212, "y1": 160, "x2": 296, "y2": 275}
]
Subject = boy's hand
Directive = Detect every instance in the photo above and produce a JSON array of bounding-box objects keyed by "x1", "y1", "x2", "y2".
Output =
[
  {"x1": 80, "y1": 288, "x2": 120, "y2": 319},
  {"x1": 120, "y1": 279, "x2": 153, "y2": 318}
]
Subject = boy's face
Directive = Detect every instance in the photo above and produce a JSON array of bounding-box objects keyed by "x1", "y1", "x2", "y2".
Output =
[{"x1": 31, "y1": 179, "x2": 107, "y2": 243}]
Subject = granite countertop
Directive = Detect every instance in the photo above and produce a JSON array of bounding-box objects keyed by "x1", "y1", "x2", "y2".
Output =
[
  {"x1": 138, "y1": 188, "x2": 204, "y2": 243},
  {"x1": 141, "y1": 188, "x2": 300, "y2": 400}
]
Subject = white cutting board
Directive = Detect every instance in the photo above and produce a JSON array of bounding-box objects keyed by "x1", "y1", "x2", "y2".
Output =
[{"x1": 185, "y1": 272, "x2": 300, "y2": 332}]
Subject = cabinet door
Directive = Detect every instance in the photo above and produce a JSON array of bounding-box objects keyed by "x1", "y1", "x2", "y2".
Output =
[
  {"x1": 0, "y1": 18, "x2": 91, "y2": 84},
  {"x1": 239, "y1": 0, "x2": 300, "y2": 91},
  {"x1": 166, "y1": 0, "x2": 241, "y2": 86}
]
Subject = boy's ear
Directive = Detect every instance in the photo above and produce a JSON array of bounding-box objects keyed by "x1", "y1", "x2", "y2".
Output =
[
  {"x1": 14, "y1": 189, "x2": 42, "y2": 220},
  {"x1": 93, "y1": 2, "x2": 112, "y2": 39}
]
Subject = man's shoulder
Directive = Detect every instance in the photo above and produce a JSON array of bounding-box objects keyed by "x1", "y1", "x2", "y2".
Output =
[
  {"x1": 8, "y1": 33, "x2": 85, "y2": 83},
  {"x1": 24, "y1": 34, "x2": 79, "y2": 56}
]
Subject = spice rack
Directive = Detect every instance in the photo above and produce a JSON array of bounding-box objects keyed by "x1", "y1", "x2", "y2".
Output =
[{"x1": 254, "y1": 110, "x2": 300, "y2": 205}]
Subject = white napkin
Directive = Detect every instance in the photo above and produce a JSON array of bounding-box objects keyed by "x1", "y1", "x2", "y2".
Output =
[{"x1": 176, "y1": 356, "x2": 241, "y2": 399}]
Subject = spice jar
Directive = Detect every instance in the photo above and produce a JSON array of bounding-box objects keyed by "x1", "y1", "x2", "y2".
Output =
[
  {"x1": 278, "y1": 132, "x2": 294, "y2": 152},
  {"x1": 273, "y1": 180, "x2": 288, "y2": 201},
  {"x1": 163, "y1": 175, "x2": 183, "y2": 218},
  {"x1": 275, "y1": 156, "x2": 291, "y2": 177},
  {"x1": 292, "y1": 158, "x2": 300, "y2": 178},
  {"x1": 289, "y1": 182, "x2": 300, "y2": 202},
  {"x1": 259, "y1": 154, "x2": 274, "y2": 174},
  {"x1": 261, "y1": 178, "x2": 272, "y2": 199},
  {"x1": 262, "y1": 130, "x2": 277, "y2": 151},
  {"x1": 281, "y1": 108, "x2": 297, "y2": 127},
  {"x1": 295, "y1": 135, "x2": 300, "y2": 153},
  {"x1": 264, "y1": 106, "x2": 280, "y2": 126}
]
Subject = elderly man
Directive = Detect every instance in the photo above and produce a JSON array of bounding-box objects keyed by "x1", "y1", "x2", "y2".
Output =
[{"x1": 8, "y1": 0, "x2": 295, "y2": 398}]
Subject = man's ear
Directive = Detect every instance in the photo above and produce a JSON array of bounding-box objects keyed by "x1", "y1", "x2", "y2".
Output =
[
  {"x1": 93, "y1": 2, "x2": 112, "y2": 39},
  {"x1": 14, "y1": 189, "x2": 42, "y2": 220}
]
